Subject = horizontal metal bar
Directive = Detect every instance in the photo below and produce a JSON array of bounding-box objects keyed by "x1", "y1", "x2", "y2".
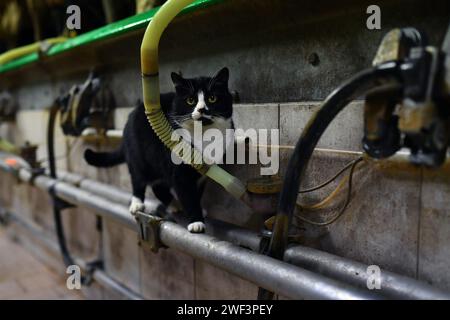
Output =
[
  {"x1": 18, "y1": 169, "x2": 138, "y2": 232},
  {"x1": 56, "y1": 170, "x2": 262, "y2": 251},
  {"x1": 54, "y1": 168, "x2": 450, "y2": 299},
  {"x1": 3, "y1": 209, "x2": 143, "y2": 300},
  {"x1": 55, "y1": 182, "x2": 138, "y2": 231},
  {"x1": 3, "y1": 153, "x2": 448, "y2": 299},
  {"x1": 91, "y1": 270, "x2": 143, "y2": 300},
  {"x1": 158, "y1": 221, "x2": 377, "y2": 300},
  {"x1": 6, "y1": 166, "x2": 377, "y2": 300},
  {"x1": 284, "y1": 245, "x2": 450, "y2": 300}
]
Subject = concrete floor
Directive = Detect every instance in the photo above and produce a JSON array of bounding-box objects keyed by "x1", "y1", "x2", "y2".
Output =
[{"x1": 0, "y1": 227, "x2": 84, "y2": 300}]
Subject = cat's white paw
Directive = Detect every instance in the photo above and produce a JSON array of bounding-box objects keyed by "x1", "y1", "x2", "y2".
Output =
[
  {"x1": 187, "y1": 221, "x2": 205, "y2": 233},
  {"x1": 129, "y1": 197, "x2": 145, "y2": 215},
  {"x1": 143, "y1": 200, "x2": 161, "y2": 214}
]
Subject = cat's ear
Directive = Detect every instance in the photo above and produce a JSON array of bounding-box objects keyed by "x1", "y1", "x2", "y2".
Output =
[
  {"x1": 171, "y1": 72, "x2": 185, "y2": 86},
  {"x1": 209, "y1": 67, "x2": 229, "y2": 89},
  {"x1": 171, "y1": 72, "x2": 190, "y2": 94}
]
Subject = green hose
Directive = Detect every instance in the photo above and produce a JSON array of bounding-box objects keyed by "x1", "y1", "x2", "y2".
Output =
[{"x1": 140, "y1": 0, "x2": 246, "y2": 199}]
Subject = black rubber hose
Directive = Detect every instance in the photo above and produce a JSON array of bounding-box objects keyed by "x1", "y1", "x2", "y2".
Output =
[
  {"x1": 269, "y1": 61, "x2": 403, "y2": 260},
  {"x1": 47, "y1": 103, "x2": 78, "y2": 268}
]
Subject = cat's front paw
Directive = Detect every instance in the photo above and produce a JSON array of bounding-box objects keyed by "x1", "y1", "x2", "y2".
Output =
[
  {"x1": 187, "y1": 221, "x2": 205, "y2": 233},
  {"x1": 129, "y1": 197, "x2": 145, "y2": 215}
]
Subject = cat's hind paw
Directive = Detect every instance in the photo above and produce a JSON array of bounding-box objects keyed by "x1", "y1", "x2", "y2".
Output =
[
  {"x1": 129, "y1": 197, "x2": 145, "y2": 215},
  {"x1": 187, "y1": 221, "x2": 205, "y2": 233}
]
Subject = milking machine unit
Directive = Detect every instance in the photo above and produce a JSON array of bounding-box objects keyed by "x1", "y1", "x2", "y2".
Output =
[
  {"x1": 58, "y1": 72, "x2": 116, "y2": 137},
  {"x1": 0, "y1": 91, "x2": 16, "y2": 122},
  {"x1": 268, "y1": 24, "x2": 450, "y2": 300},
  {"x1": 46, "y1": 72, "x2": 115, "y2": 282},
  {"x1": 364, "y1": 28, "x2": 450, "y2": 166}
]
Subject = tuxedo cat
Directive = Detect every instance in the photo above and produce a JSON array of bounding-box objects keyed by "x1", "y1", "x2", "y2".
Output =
[{"x1": 84, "y1": 67, "x2": 233, "y2": 233}]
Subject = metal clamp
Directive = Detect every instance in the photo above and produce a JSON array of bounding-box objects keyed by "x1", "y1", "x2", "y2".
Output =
[
  {"x1": 48, "y1": 185, "x2": 75, "y2": 211},
  {"x1": 135, "y1": 211, "x2": 166, "y2": 253},
  {"x1": 82, "y1": 259, "x2": 104, "y2": 286}
]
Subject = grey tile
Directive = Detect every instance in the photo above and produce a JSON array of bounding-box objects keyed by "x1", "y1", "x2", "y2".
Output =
[
  {"x1": 195, "y1": 260, "x2": 258, "y2": 299},
  {"x1": 140, "y1": 247, "x2": 195, "y2": 299},
  {"x1": 418, "y1": 169, "x2": 450, "y2": 291},
  {"x1": 280, "y1": 101, "x2": 364, "y2": 151},
  {"x1": 103, "y1": 220, "x2": 141, "y2": 294}
]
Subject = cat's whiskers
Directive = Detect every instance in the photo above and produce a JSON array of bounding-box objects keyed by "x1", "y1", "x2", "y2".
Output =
[{"x1": 168, "y1": 113, "x2": 193, "y2": 127}]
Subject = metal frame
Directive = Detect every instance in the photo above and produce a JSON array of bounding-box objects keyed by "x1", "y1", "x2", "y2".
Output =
[{"x1": 2, "y1": 209, "x2": 143, "y2": 300}]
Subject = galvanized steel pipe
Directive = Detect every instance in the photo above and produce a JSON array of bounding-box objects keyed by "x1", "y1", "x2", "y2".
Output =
[
  {"x1": 284, "y1": 245, "x2": 450, "y2": 300},
  {"x1": 4, "y1": 166, "x2": 377, "y2": 299},
  {"x1": 158, "y1": 222, "x2": 378, "y2": 300},
  {"x1": 4, "y1": 156, "x2": 449, "y2": 299},
  {"x1": 53, "y1": 168, "x2": 450, "y2": 299},
  {"x1": 4, "y1": 209, "x2": 143, "y2": 300}
]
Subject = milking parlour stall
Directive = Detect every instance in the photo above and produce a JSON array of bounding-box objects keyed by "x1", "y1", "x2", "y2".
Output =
[{"x1": 0, "y1": 0, "x2": 449, "y2": 316}]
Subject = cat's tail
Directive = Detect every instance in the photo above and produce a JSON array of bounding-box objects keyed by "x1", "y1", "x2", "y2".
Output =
[{"x1": 84, "y1": 145, "x2": 125, "y2": 167}]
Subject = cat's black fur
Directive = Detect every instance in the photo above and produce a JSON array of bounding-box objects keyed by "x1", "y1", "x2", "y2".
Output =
[{"x1": 84, "y1": 67, "x2": 233, "y2": 233}]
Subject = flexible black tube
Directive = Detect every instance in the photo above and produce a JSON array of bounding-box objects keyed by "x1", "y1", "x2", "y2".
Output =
[
  {"x1": 269, "y1": 62, "x2": 403, "y2": 260},
  {"x1": 47, "y1": 103, "x2": 78, "y2": 269}
]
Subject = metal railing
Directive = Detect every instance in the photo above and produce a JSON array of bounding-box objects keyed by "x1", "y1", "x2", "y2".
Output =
[{"x1": 1, "y1": 154, "x2": 449, "y2": 299}]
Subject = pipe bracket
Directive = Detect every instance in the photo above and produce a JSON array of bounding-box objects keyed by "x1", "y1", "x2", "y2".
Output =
[
  {"x1": 48, "y1": 184, "x2": 75, "y2": 211},
  {"x1": 135, "y1": 211, "x2": 166, "y2": 253}
]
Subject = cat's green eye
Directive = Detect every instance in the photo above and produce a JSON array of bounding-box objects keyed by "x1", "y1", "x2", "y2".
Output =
[
  {"x1": 208, "y1": 95, "x2": 218, "y2": 103},
  {"x1": 186, "y1": 97, "x2": 196, "y2": 105}
]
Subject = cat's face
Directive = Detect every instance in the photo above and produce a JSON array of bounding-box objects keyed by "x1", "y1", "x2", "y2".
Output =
[{"x1": 169, "y1": 67, "x2": 233, "y2": 131}]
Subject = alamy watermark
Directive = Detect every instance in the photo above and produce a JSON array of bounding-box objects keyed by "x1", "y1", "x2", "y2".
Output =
[
  {"x1": 66, "y1": 265, "x2": 81, "y2": 290},
  {"x1": 170, "y1": 122, "x2": 280, "y2": 176},
  {"x1": 366, "y1": 5, "x2": 381, "y2": 30},
  {"x1": 366, "y1": 265, "x2": 382, "y2": 290},
  {"x1": 66, "y1": 5, "x2": 81, "y2": 30},
  {"x1": 65, "y1": 4, "x2": 381, "y2": 35}
]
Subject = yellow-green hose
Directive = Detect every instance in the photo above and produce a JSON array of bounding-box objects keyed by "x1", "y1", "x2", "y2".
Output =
[
  {"x1": 0, "y1": 37, "x2": 67, "y2": 66},
  {"x1": 0, "y1": 138, "x2": 18, "y2": 154},
  {"x1": 140, "y1": 0, "x2": 246, "y2": 199}
]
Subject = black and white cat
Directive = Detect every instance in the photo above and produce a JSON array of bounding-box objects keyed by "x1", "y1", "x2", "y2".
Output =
[{"x1": 84, "y1": 67, "x2": 233, "y2": 233}]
